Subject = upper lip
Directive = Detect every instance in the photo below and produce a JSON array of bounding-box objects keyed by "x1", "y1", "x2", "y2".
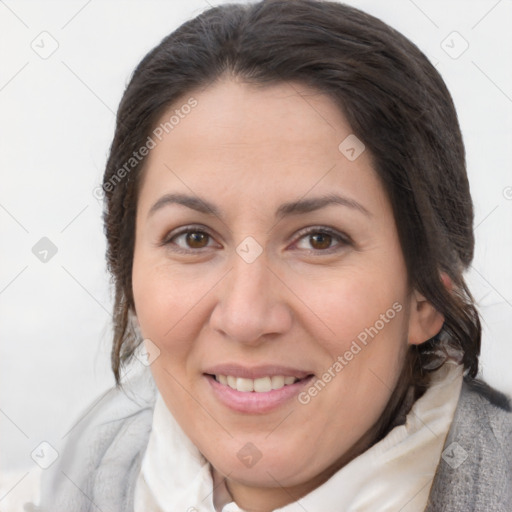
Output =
[{"x1": 204, "y1": 364, "x2": 314, "y2": 380}]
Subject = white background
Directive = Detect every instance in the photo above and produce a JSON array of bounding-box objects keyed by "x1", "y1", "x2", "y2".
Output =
[{"x1": 0, "y1": 0, "x2": 511, "y2": 492}]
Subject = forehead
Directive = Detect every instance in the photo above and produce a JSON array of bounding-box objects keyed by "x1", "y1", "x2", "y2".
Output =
[
  {"x1": 137, "y1": 78, "x2": 389, "y2": 219},
  {"x1": 157, "y1": 78, "x2": 351, "y2": 155}
]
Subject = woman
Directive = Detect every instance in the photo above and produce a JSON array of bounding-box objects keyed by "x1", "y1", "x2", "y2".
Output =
[{"x1": 37, "y1": 0, "x2": 512, "y2": 510}]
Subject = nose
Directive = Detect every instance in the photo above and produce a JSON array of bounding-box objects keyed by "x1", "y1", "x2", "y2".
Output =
[{"x1": 209, "y1": 251, "x2": 293, "y2": 346}]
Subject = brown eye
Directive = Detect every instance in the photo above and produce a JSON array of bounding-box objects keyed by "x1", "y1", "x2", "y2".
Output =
[
  {"x1": 163, "y1": 227, "x2": 217, "y2": 253},
  {"x1": 186, "y1": 231, "x2": 209, "y2": 248},
  {"x1": 294, "y1": 227, "x2": 350, "y2": 253},
  {"x1": 309, "y1": 232, "x2": 333, "y2": 250}
]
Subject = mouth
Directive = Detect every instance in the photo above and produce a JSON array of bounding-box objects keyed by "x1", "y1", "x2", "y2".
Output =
[
  {"x1": 210, "y1": 374, "x2": 302, "y2": 392},
  {"x1": 203, "y1": 365, "x2": 315, "y2": 414}
]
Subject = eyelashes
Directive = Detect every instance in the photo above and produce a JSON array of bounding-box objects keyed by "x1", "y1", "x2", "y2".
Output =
[
  {"x1": 162, "y1": 226, "x2": 219, "y2": 253},
  {"x1": 160, "y1": 224, "x2": 352, "y2": 256},
  {"x1": 292, "y1": 226, "x2": 352, "y2": 253}
]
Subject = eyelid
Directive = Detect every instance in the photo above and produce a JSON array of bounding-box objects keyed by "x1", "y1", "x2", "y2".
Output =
[
  {"x1": 160, "y1": 224, "x2": 352, "y2": 254},
  {"x1": 160, "y1": 224, "x2": 221, "y2": 252},
  {"x1": 290, "y1": 225, "x2": 352, "y2": 252}
]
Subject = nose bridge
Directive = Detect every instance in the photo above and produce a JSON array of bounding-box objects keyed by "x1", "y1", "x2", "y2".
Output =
[
  {"x1": 210, "y1": 248, "x2": 291, "y2": 344},
  {"x1": 231, "y1": 255, "x2": 267, "y2": 308}
]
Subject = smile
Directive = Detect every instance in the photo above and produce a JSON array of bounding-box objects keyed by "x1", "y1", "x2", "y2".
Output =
[
  {"x1": 214, "y1": 375, "x2": 298, "y2": 392},
  {"x1": 203, "y1": 365, "x2": 315, "y2": 414}
]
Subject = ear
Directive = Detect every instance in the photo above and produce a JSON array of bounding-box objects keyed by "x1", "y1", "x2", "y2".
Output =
[{"x1": 407, "y1": 272, "x2": 452, "y2": 346}]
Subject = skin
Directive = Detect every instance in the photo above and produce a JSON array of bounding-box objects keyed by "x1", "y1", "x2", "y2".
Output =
[{"x1": 132, "y1": 76, "x2": 445, "y2": 511}]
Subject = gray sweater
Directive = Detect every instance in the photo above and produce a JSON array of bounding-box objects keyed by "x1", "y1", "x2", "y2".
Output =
[{"x1": 39, "y1": 367, "x2": 512, "y2": 512}]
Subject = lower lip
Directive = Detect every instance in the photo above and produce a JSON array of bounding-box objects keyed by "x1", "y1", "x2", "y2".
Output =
[{"x1": 205, "y1": 374, "x2": 314, "y2": 414}]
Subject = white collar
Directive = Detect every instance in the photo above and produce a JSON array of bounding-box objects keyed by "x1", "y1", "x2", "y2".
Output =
[{"x1": 134, "y1": 362, "x2": 463, "y2": 512}]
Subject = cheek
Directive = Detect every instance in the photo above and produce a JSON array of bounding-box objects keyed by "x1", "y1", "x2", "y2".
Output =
[
  {"x1": 290, "y1": 264, "x2": 411, "y2": 418},
  {"x1": 131, "y1": 253, "x2": 229, "y2": 373},
  {"x1": 290, "y1": 265, "x2": 408, "y2": 355},
  {"x1": 132, "y1": 261, "x2": 204, "y2": 417},
  {"x1": 132, "y1": 256, "x2": 198, "y2": 348}
]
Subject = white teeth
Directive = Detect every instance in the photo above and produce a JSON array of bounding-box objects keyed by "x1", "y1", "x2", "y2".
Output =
[
  {"x1": 215, "y1": 374, "x2": 299, "y2": 392},
  {"x1": 237, "y1": 378, "x2": 254, "y2": 392},
  {"x1": 271, "y1": 375, "x2": 285, "y2": 389},
  {"x1": 254, "y1": 376, "x2": 272, "y2": 392}
]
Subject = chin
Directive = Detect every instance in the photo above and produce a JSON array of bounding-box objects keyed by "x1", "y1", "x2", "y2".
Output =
[{"x1": 206, "y1": 442, "x2": 318, "y2": 488}]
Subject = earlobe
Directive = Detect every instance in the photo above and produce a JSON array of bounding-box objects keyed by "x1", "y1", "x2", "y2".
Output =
[
  {"x1": 407, "y1": 293, "x2": 445, "y2": 347},
  {"x1": 408, "y1": 272, "x2": 452, "y2": 346}
]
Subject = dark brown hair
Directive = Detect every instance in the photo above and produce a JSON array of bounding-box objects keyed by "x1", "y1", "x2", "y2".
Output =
[{"x1": 103, "y1": 0, "x2": 480, "y2": 409}]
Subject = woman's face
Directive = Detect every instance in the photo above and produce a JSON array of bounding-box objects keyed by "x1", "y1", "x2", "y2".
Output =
[{"x1": 132, "y1": 77, "x2": 443, "y2": 507}]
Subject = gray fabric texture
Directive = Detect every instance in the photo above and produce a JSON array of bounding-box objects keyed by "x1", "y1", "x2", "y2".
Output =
[
  {"x1": 37, "y1": 367, "x2": 512, "y2": 512},
  {"x1": 424, "y1": 378, "x2": 512, "y2": 511}
]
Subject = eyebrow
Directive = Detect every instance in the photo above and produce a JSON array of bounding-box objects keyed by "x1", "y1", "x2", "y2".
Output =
[
  {"x1": 276, "y1": 194, "x2": 371, "y2": 218},
  {"x1": 147, "y1": 192, "x2": 371, "y2": 219}
]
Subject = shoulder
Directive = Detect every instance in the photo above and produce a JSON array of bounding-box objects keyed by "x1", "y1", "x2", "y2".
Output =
[
  {"x1": 426, "y1": 376, "x2": 512, "y2": 512},
  {"x1": 461, "y1": 375, "x2": 511, "y2": 412},
  {"x1": 38, "y1": 366, "x2": 157, "y2": 512},
  {"x1": 452, "y1": 376, "x2": 512, "y2": 466}
]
